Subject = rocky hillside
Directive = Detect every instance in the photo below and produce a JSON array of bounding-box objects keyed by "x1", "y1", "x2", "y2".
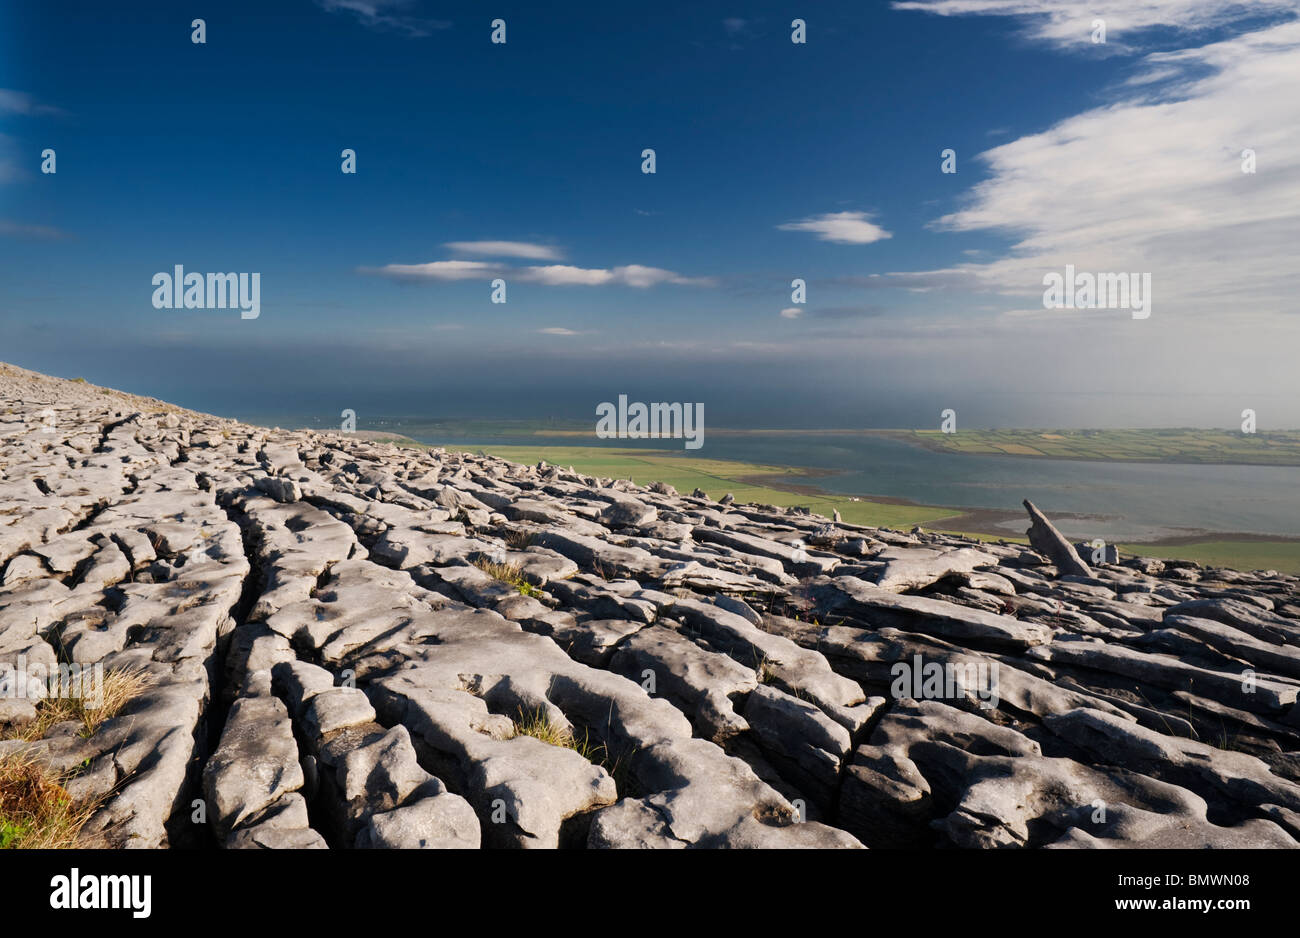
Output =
[{"x1": 2, "y1": 362, "x2": 1299, "y2": 849}]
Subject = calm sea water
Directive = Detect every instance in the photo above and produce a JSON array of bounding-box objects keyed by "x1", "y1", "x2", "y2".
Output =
[{"x1": 679, "y1": 434, "x2": 1300, "y2": 542}]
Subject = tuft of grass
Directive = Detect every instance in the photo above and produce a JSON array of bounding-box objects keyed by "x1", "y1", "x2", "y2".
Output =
[
  {"x1": 470, "y1": 557, "x2": 543, "y2": 598},
  {"x1": 755, "y1": 654, "x2": 777, "y2": 685},
  {"x1": 510, "y1": 708, "x2": 600, "y2": 758},
  {"x1": 509, "y1": 708, "x2": 639, "y2": 795},
  {"x1": 0, "y1": 752, "x2": 98, "y2": 849},
  {"x1": 12, "y1": 667, "x2": 152, "y2": 742},
  {"x1": 504, "y1": 529, "x2": 535, "y2": 551},
  {"x1": 0, "y1": 667, "x2": 151, "y2": 848}
]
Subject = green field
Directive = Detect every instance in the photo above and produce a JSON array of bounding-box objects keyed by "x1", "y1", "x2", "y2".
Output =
[
  {"x1": 905, "y1": 427, "x2": 1300, "y2": 466},
  {"x1": 1117, "y1": 540, "x2": 1300, "y2": 574},
  {"x1": 474, "y1": 445, "x2": 957, "y2": 529}
]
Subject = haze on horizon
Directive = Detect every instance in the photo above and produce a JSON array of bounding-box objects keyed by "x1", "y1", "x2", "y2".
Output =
[{"x1": 2, "y1": 0, "x2": 1298, "y2": 430}]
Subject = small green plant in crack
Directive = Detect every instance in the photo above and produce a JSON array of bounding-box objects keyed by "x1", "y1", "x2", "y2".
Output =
[
  {"x1": 600, "y1": 747, "x2": 642, "y2": 798},
  {"x1": 471, "y1": 557, "x2": 542, "y2": 598},
  {"x1": 789, "y1": 685, "x2": 818, "y2": 705},
  {"x1": 755, "y1": 654, "x2": 778, "y2": 685}
]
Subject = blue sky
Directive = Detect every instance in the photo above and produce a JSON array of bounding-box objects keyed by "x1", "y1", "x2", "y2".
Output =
[{"x1": 2, "y1": 0, "x2": 1298, "y2": 427}]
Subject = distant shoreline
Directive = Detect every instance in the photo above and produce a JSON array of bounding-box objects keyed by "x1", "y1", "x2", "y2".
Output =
[{"x1": 298, "y1": 420, "x2": 1300, "y2": 468}]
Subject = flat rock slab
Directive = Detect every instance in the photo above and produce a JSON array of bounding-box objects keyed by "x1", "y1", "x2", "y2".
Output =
[
  {"x1": 810, "y1": 575, "x2": 1054, "y2": 649},
  {"x1": 202, "y1": 695, "x2": 306, "y2": 840}
]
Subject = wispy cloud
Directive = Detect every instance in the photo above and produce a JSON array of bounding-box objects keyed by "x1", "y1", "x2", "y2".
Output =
[
  {"x1": 315, "y1": 0, "x2": 450, "y2": 37},
  {"x1": 364, "y1": 257, "x2": 714, "y2": 288},
  {"x1": 780, "y1": 305, "x2": 884, "y2": 320},
  {"x1": 363, "y1": 259, "x2": 505, "y2": 280},
  {"x1": 892, "y1": 0, "x2": 1296, "y2": 49},
  {"x1": 777, "y1": 211, "x2": 892, "y2": 245},
  {"x1": 0, "y1": 89, "x2": 64, "y2": 116},
  {"x1": 521, "y1": 264, "x2": 714, "y2": 287},
  {"x1": 537, "y1": 327, "x2": 591, "y2": 336},
  {"x1": 0, "y1": 134, "x2": 24, "y2": 184},
  {"x1": 444, "y1": 240, "x2": 563, "y2": 260},
  {"x1": 808, "y1": 306, "x2": 887, "y2": 320},
  {"x1": 887, "y1": 18, "x2": 1300, "y2": 323},
  {"x1": 0, "y1": 220, "x2": 67, "y2": 240}
]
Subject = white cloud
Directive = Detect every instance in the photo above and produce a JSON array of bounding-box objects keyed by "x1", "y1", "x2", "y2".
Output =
[
  {"x1": 777, "y1": 211, "x2": 892, "y2": 245},
  {"x1": 519, "y1": 264, "x2": 715, "y2": 288},
  {"x1": 537, "y1": 327, "x2": 584, "y2": 336},
  {"x1": 892, "y1": 0, "x2": 1297, "y2": 47},
  {"x1": 612, "y1": 264, "x2": 715, "y2": 288},
  {"x1": 444, "y1": 240, "x2": 563, "y2": 260},
  {"x1": 364, "y1": 258, "x2": 714, "y2": 288},
  {"x1": 364, "y1": 260, "x2": 504, "y2": 280},
  {"x1": 518, "y1": 265, "x2": 613, "y2": 286},
  {"x1": 779, "y1": 307, "x2": 803, "y2": 319}
]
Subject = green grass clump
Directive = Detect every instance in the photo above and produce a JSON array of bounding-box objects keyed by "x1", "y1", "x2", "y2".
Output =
[
  {"x1": 0, "y1": 667, "x2": 153, "y2": 848},
  {"x1": 510, "y1": 708, "x2": 603, "y2": 759},
  {"x1": 0, "y1": 752, "x2": 98, "y2": 848},
  {"x1": 471, "y1": 557, "x2": 543, "y2": 597}
]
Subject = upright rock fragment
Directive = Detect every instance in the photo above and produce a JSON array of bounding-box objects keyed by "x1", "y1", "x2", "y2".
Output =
[{"x1": 1023, "y1": 499, "x2": 1092, "y2": 577}]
